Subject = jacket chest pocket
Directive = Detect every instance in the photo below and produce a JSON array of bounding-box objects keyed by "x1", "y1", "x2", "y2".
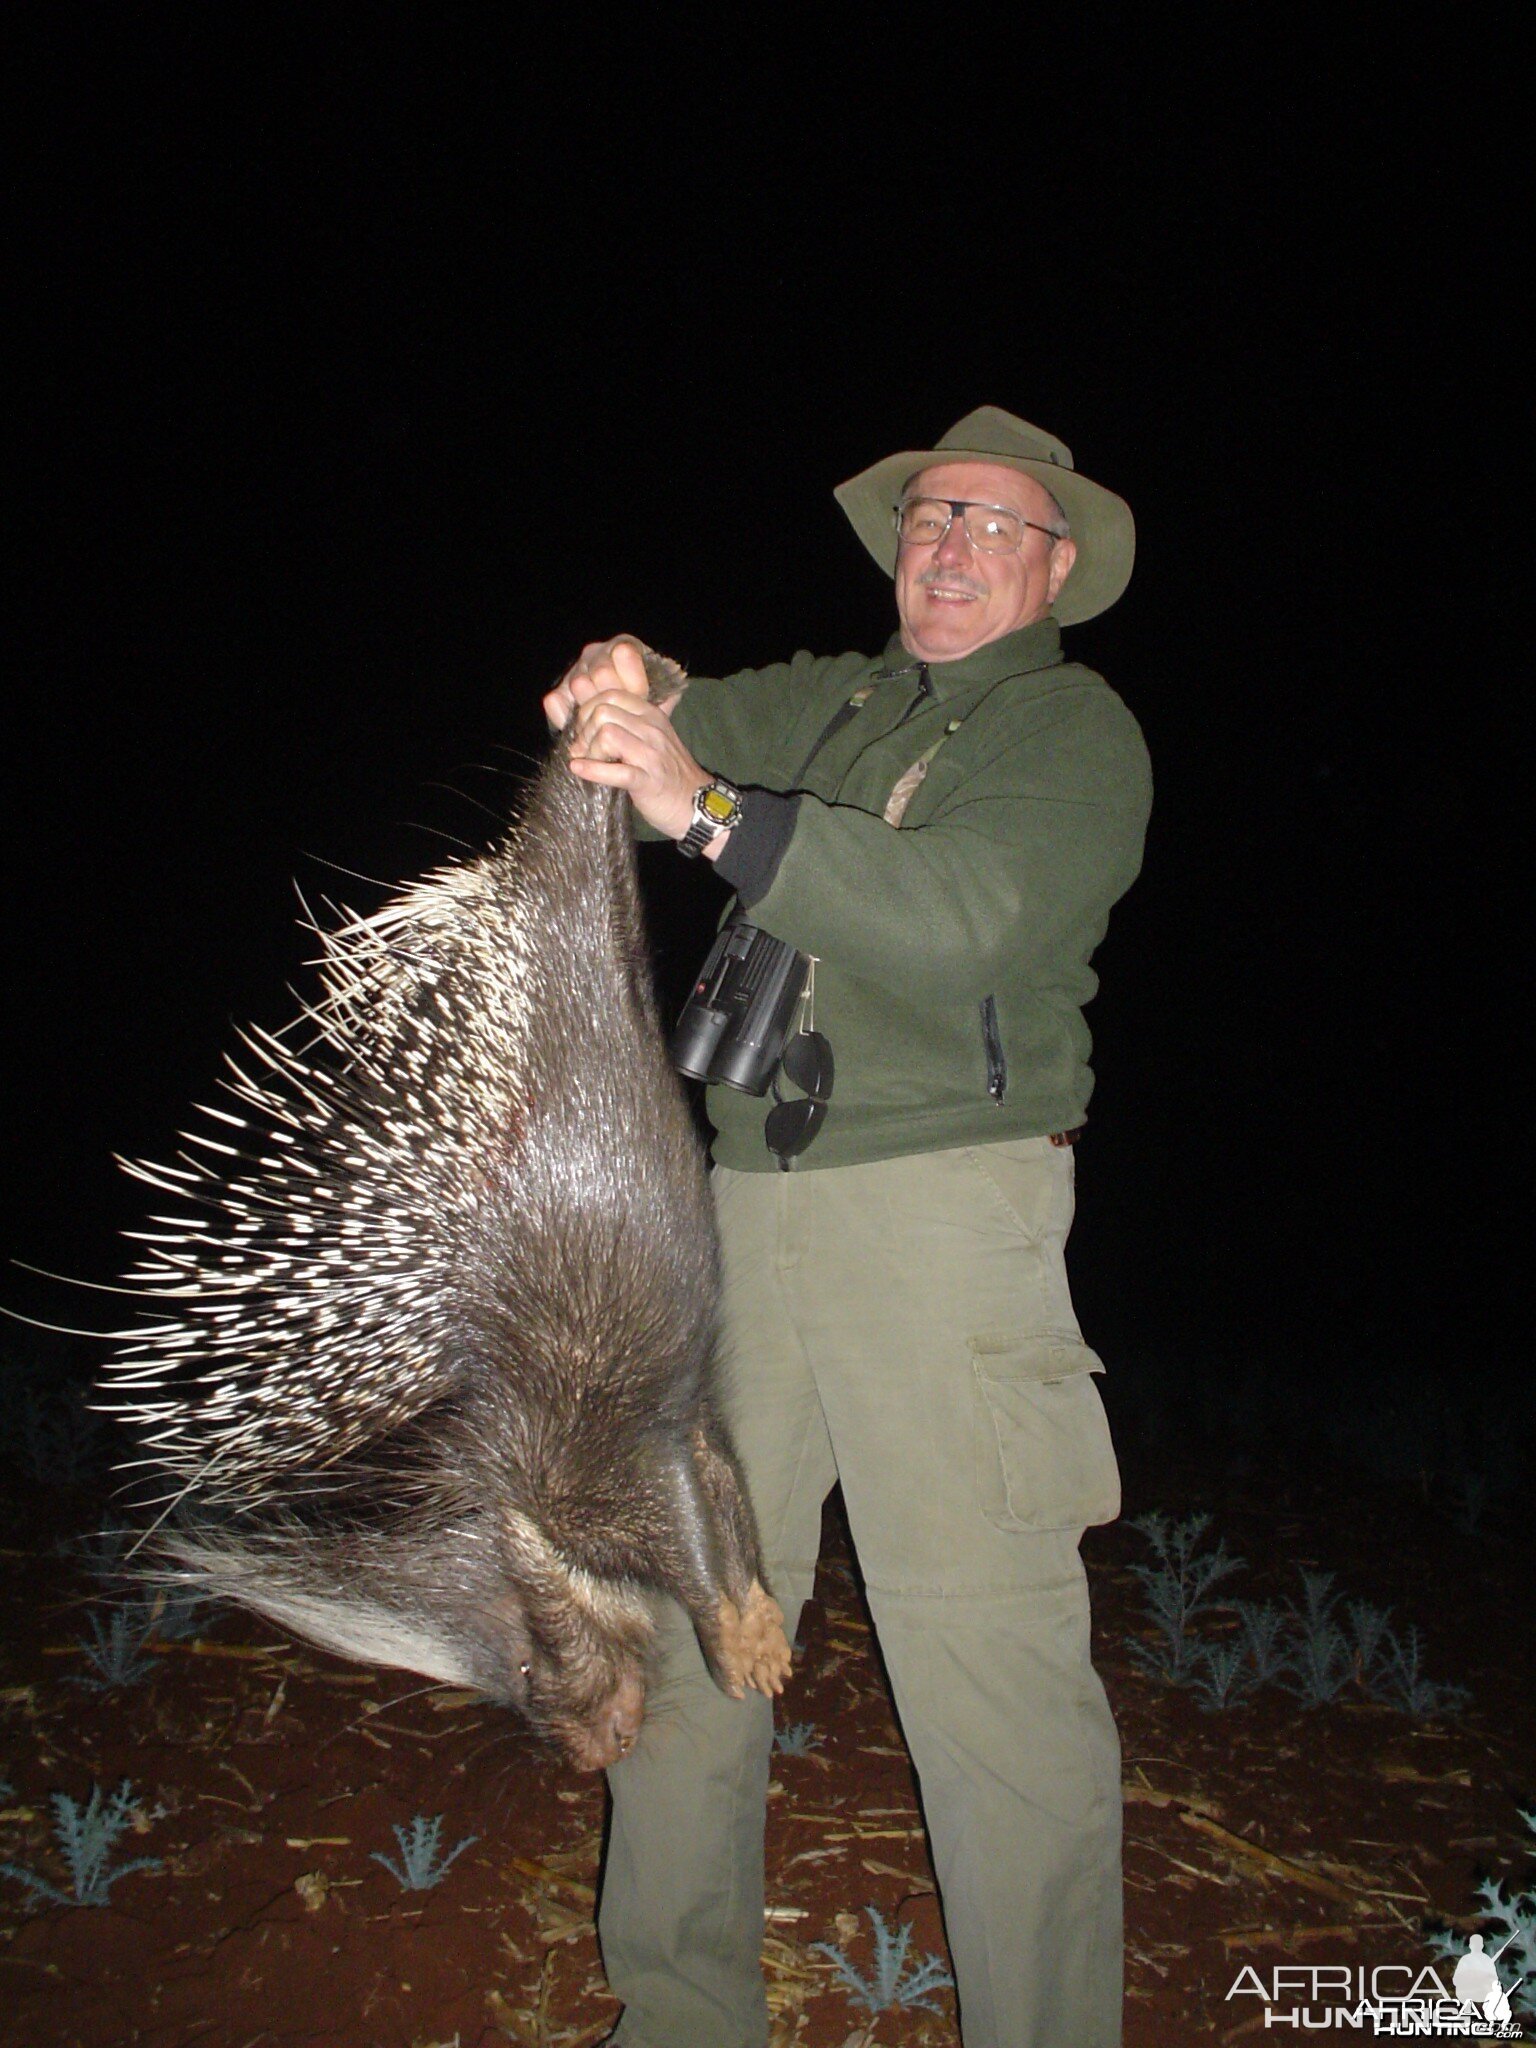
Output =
[{"x1": 968, "y1": 1331, "x2": 1121, "y2": 1533}]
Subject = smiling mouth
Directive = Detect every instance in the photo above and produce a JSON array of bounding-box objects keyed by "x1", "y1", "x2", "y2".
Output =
[{"x1": 916, "y1": 571, "x2": 986, "y2": 601}]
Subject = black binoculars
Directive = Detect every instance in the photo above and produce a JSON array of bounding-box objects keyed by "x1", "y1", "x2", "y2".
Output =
[
  {"x1": 670, "y1": 921, "x2": 834, "y2": 1164},
  {"x1": 671, "y1": 920, "x2": 810, "y2": 1095}
]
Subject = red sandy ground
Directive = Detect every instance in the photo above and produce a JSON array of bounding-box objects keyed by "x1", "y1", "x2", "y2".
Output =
[{"x1": 0, "y1": 1454, "x2": 1528, "y2": 2048}]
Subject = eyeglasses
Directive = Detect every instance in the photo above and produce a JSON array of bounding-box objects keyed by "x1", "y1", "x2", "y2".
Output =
[
  {"x1": 765, "y1": 1029, "x2": 834, "y2": 1166},
  {"x1": 895, "y1": 497, "x2": 1067, "y2": 554}
]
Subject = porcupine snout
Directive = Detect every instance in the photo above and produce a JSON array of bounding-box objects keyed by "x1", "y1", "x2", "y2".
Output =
[
  {"x1": 476, "y1": 1517, "x2": 660, "y2": 1769},
  {"x1": 435, "y1": 1585, "x2": 650, "y2": 1771},
  {"x1": 156, "y1": 1490, "x2": 659, "y2": 1771},
  {"x1": 547, "y1": 1669, "x2": 647, "y2": 1772},
  {"x1": 459, "y1": 1606, "x2": 650, "y2": 1771}
]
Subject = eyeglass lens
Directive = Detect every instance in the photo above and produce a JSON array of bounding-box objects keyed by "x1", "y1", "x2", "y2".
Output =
[
  {"x1": 897, "y1": 499, "x2": 1027, "y2": 553},
  {"x1": 765, "y1": 1030, "x2": 834, "y2": 1161},
  {"x1": 764, "y1": 1096, "x2": 824, "y2": 1159},
  {"x1": 780, "y1": 1029, "x2": 833, "y2": 1103}
]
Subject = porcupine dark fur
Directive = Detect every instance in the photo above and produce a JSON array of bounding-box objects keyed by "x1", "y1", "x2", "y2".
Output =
[{"x1": 98, "y1": 656, "x2": 785, "y2": 1768}]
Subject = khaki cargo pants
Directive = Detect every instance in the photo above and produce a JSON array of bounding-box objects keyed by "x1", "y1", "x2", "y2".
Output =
[{"x1": 600, "y1": 1137, "x2": 1124, "y2": 2048}]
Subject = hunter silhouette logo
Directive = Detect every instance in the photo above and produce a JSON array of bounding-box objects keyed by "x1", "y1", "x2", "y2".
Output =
[{"x1": 1452, "y1": 1931, "x2": 1521, "y2": 2027}]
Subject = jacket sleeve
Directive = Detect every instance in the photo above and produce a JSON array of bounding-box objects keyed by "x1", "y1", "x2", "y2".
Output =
[
  {"x1": 669, "y1": 650, "x2": 873, "y2": 789},
  {"x1": 742, "y1": 687, "x2": 1151, "y2": 1004},
  {"x1": 657, "y1": 651, "x2": 868, "y2": 898}
]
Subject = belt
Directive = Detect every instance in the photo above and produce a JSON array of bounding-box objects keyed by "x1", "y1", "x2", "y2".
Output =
[{"x1": 1049, "y1": 1126, "x2": 1085, "y2": 1148}]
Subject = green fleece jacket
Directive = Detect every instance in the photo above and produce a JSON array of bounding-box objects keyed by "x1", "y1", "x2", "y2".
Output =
[{"x1": 666, "y1": 617, "x2": 1151, "y2": 1171}]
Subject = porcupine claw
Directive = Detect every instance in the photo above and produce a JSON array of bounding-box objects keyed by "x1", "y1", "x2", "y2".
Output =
[{"x1": 715, "y1": 1581, "x2": 792, "y2": 1699}]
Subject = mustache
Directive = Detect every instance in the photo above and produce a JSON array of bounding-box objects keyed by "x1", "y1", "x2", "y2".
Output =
[{"x1": 916, "y1": 568, "x2": 987, "y2": 596}]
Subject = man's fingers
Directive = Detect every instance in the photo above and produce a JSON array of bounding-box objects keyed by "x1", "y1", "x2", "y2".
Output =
[
  {"x1": 569, "y1": 694, "x2": 667, "y2": 762},
  {"x1": 570, "y1": 636, "x2": 653, "y2": 700},
  {"x1": 544, "y1": 672, "x2": 618, "y2": 733},
  {"x1": 546, "y1": 637, "x2": 682, "y2": 744},
  {"x1": 558, "y1": 677, "x2": 704, "y2": 841},
  {"x1": 567, "y1": 756, "x2": 640, "y2": 789},
  {"x1": 607, "y1": 639, "x2": 652, "y2": 696},
  {"x1": 541, "y1": 681, "x2": 577, "y2": 731}
]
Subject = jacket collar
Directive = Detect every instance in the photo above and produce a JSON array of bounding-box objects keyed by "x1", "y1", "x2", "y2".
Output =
[{"x1": 875, "y1": 617, "x2": 1064, "y2": 699}]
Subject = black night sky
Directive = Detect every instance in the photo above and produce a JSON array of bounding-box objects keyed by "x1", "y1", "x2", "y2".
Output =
[{"x1": 6, "y1": 20, "x2": 1518, "y2": 1433}]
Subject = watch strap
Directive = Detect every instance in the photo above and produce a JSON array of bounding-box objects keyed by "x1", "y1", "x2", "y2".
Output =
[{"x1": 679, "y1": 776, "x2": 744, "y2": 858}]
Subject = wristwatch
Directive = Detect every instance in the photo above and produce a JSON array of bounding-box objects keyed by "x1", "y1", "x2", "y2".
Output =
[{"x1": 678, "y1": 775, "x2": 745, "y2": 859}]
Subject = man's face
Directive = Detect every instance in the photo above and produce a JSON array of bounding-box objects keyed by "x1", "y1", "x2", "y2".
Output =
[{"x1": 894, "y1": 460, "x2": 1077, "y2": 662}]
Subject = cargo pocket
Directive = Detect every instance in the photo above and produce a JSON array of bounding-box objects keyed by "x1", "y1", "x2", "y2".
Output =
[{"x1": 969, "y1": 1331, "x2": 1121, "y2": 1533}]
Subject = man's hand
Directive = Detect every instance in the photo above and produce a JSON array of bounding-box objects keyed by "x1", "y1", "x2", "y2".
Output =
[
  {"x1": 542, "y1": 636, "x2": 681, "y2": 732},
  {"x1": 545, "y1": 636, "x2": 718, "y2": 848},
  {"x1": 566, "y1": 689, "x2": 712, "y2": 842}
]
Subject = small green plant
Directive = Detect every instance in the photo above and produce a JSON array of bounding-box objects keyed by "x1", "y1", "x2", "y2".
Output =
[
  {"x1": 1129, "y1": 1518, "x2": 1469, "y2": 1720},
  {"x1": 1283, "y1": 1569, "x2": 1354, "y2": 1705},
  {"x1": 0, "y1": 1780, "x2": 160, "y2": 1907},
  {"x1": 1232, "y1": 1598, "x2": 1291, "y2": 1686},
  {"x1": 1427, "y1": 1805, "x2": 1535, "y2": 2025},
  {"x1": 64, "y1": 1525, "x2": 213, "y2": 1640},
  {"x1": 136, "y1": 1582, "x2": 215, "y2": 1643},
  {"x1": 68, "y1": 1606, "x2": 159, "y2": 1692},
  {"x1": 371, "y1": 1813, "x2": 477, "y2": 1891},
  {"x1": 1127, "y1": 1511, "x2": 1245, "y2": 1685},
  {"x1": 812, "y1": 1905, "x2": 955, "y2": 2016},
  {"x1": 1190, "y1": 1637, "x2": 1257, "y2": 1711},
  {"x1": 1364, "y1": 1624, "x2": 1472, "y2": 1720},
  {"x1": 1344, "y1": 1596, "x2": 1393, "y2": 1672},
  {"x1": 773, "y1": 1721, "x2": 822, "y2": 1757}
]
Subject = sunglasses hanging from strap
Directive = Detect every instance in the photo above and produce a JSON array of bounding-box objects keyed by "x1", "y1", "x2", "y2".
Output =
[{"x1": 764, "y1": 958, "x2": 834, "y2": 1170}]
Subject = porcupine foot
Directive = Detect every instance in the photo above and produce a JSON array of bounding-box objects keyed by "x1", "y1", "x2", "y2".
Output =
[
  {"x1": 639, "y1": 647, "x2": 689, "y2": 704},
  {"x1": 715, "y1": 1580, "x2": 792, "y2": 1698}
]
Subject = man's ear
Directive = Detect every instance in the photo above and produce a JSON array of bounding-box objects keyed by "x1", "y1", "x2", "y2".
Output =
[{"x1": 1046, "y1": 537, "x2": 1078, "y2": 605}]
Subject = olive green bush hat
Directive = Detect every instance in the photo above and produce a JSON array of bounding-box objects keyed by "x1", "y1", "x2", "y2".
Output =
[{"x1": 833, "y1": 405, "x2": 1135, "y2": 626}]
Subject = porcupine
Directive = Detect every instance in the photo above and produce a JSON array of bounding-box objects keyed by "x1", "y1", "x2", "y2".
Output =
[{"x1": 97, "y1": 653, "x2": 791, "y2": 1770}]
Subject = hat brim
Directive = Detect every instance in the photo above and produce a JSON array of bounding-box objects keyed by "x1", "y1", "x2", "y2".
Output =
[{"x1": 833, "y1": 448, "x2": 1135, "y2": 627}]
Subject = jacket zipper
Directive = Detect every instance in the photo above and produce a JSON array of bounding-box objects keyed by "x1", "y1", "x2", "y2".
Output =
[{"x1": 981, "y1": 994, "x2": 1007, "y2": 1104}]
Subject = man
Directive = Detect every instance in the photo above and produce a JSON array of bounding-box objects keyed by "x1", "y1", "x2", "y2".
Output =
[{"x1": 544, "y1": 408, "x2": 1151, "y2": 2048}]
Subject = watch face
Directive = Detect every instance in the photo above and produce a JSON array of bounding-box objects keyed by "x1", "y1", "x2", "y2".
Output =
[{"x1": 699, "y1": 786, "x2": 738, "y2": 825}]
